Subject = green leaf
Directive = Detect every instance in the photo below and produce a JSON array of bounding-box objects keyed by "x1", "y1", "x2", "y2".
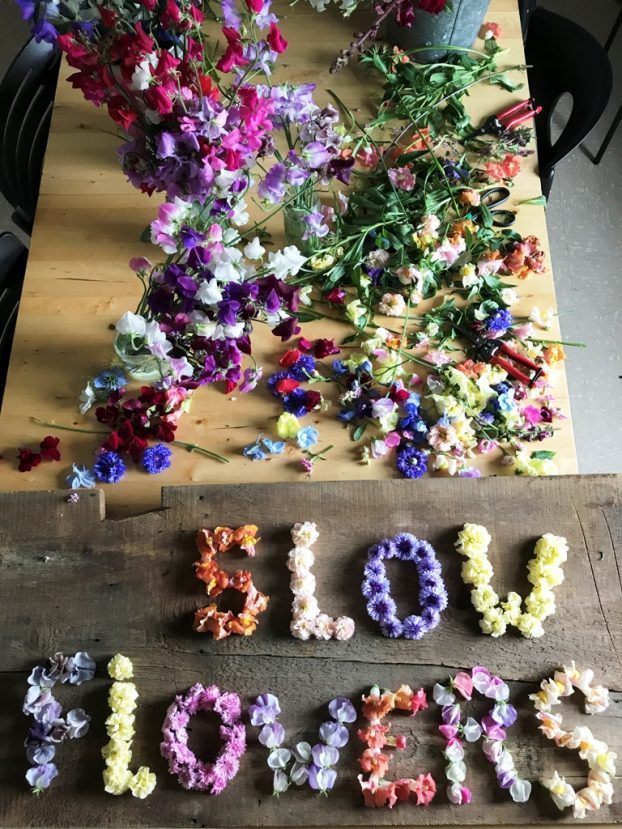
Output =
[
  {"x1": 352, "y1": 423, "x2": 367, "y2": 442},
  {"x1": 139, "y1": 225, "x2": 151, "y2": 243},
  {"x1": 519, "y1": 195, "x2": 547, "y2": 206},
  {"x1": 341, "y1": 334, "x2": 359, "y2": 345},
  {"x1": 489, "y1": 73, "x2": 523, "y2": 92},
  {"x1": 531, "y1": 450, "x2": 556, "y2": 461}
]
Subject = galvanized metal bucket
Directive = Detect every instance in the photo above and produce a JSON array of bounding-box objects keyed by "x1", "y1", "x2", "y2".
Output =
[{"x1": 385, "y1": 0, "x2": 491, "y2": 61}]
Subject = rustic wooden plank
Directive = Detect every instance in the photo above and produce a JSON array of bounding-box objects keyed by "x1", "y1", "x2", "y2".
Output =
[{"x1": 0, "y1": 474, "x2": 621, "y2": 826}]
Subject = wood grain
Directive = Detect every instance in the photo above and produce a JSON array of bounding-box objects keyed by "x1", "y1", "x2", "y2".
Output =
[
  {"x1": 0, "y1": 475, "x2": 620, "y2": 826},
  {"x1": 0, "y1": 0, "x2": 577, "y2": 518}
]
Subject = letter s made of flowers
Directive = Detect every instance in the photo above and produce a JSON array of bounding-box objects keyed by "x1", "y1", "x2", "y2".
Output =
[
  {"x1": 530, "y1": 662, "x2": 615, "y2": 819},
  {"x1": 193, "y1": 525, "x2": 269, "y2": 639}
]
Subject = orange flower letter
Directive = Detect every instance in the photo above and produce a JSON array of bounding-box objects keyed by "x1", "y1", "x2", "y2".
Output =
[
  {"x1": 193, "y1": 525, "x2": 268, "y2": 640},
  {"x1": 358, "y1": 684, "x2": 435, "y2": 809}
]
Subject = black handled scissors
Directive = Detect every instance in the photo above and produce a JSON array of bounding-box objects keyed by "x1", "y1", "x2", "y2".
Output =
[{"x1": 477, "y1": 186, "x2": 516, "y2": 228}]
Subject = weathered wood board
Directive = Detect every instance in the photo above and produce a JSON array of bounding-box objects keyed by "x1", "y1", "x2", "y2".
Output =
[{"x1": 0, "y1": 475, "x2": 621, "y2": 827}]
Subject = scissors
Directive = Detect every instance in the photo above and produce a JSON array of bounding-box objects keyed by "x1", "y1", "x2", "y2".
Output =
[
  {"x1": 455, "y1": 324, "x2": 543, "y2": 387},
  {"x1": 475, "y1": 186, "x2": 516, "y2": 228}
]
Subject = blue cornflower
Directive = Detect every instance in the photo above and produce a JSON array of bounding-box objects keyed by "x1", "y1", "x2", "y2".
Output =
[
  {"x1": 93, "y1": 451, "x2": 126, "y2": 484},
  {"x1": 478, "y1": 411, "x2": 495, "y2": 425},
  {"x1": 92, "y1": 367, "x2": 128, "y2": 392},
  {"x1": 332, "y1": 360, "x2": 348, "y2": 376},
  {"x1": 66, "y1": 464, "x2": 96, "y2": 490},
  {"x1": 142, "y1": 443, "x2": 172, "y2": 474},
  {"x1": 296, "y1": 426, "x2": 319, "y2": 450},
  {"x1": 486, "y1": 309, "x2": 513, "y2": 333},
  {"x1": 289, "y1": 355, "x2": 316, "y2": 381},
  {"x1": 262, "y1": 437, "x2": 286, "y2": 455},
  {"x1": 396, "y1": 446, "x2": 428, "y2": 479},
  {"x1": 361, "y1": 576, "x2": 390, "y2": 600},
  {"x1": 337, "y1": 409, "x2": 356, "y2": 422},
  {"x1": 282, "y1": 388, "x2": 308, "y2": 416}
]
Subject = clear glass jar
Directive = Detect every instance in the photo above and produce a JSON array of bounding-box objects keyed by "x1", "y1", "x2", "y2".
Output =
[{"x1": 113, "y1": 332, "x2": 167, "y2": 384}]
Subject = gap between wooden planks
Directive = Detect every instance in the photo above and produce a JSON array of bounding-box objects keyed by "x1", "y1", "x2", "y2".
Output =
[{"x1": 0, "y1": 474, "x2": 620, "y2": 826}]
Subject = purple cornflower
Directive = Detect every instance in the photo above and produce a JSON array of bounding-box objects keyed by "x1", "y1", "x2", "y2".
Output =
[
  {"x1": 486, "y1": 309, "x2": 513, "y2": 333},
  {"x1": 380, "y1": 616, "x2": 404, "y2": 637},
  {"x1": 93, "y1": 451, "x2": 126, "y2": 484},
  {"x1": 363, "y1": 533, "x2": 447, "y2": 639},
  {"x1": 396, "y1": 446, "x2": 428, "y2": 479},
  {"x1": 142, "y1": 443, "x2": 172, "y2": 474},
  {"x1": 366, "y1": 594, "x2": 397, "y2": 622}
]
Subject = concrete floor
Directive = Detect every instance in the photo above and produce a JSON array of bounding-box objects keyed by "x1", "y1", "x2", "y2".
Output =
[{"x1": 0, "y1": 0, "x2": 620, "y2": 471}]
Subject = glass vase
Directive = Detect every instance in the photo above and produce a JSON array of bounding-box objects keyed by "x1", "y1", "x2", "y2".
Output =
[
  {"x1": 113, "y1": 332, "x2": 167, "y2": 384},
  {"x1": 282, "y1": 191, "x2": 322, "y2": 256}
]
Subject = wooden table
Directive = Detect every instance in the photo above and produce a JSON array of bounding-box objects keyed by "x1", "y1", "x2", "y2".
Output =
[
  {"x1": 1, "y1": 475, "x2": 621, "y2": 826},
  {"x1": 0, "y1": 0, "x2": 577, "y2": 518}
]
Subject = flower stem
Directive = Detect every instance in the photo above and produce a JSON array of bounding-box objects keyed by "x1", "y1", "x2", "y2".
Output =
[{"x1": 31, "y1": 418, "x2": 230, "y2": 464}]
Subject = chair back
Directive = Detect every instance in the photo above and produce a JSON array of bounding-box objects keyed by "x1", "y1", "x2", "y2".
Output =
[
  {"x1": 0, "y1": 38, "x2": 61, "y2": 234},
  {"x1": 525, "y1": 7, "x2": 612, "y2": 197},
  {"x1": 0, "y1": 232, "x2": 28, "y2": 410}
]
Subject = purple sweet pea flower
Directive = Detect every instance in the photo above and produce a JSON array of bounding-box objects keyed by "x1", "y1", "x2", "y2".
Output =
[
  {"x1": 26, "y1": 741, "x2": 56, "y2": 765},
  {"x1": 328, "y1": 697, "x2": 356, "y2": 724},
  {"x1": 66, "y1": 708, "x2": 91, "y2": 739},
  {"x1": 249, "y1": 694, "x2": 281, "y2": 726},
  {"x1": 302, "y1": 211, "x2": 329, "y2": 241},
  {"x1": 258, "y1": 163, "x2": 286, "y2": 203},
  {"x1": 302, "y1": 141, "x2": 331, "y2": 169},
  {"x1": 319, "y1": 721, "x2": 349, "y2": 748},
  {"x1": 26, "y1": 762, "x2": 58, "y2": 790},
  {"x1": 259, "y1": 722, "x2": 285, "y2": 748},
  {"x1": 311, "y1": 743, "x2": 339, "y2": 768},
  {"x1": 308, "y1": 765, "x2": 337, "y2": 793},
  {"x1": 497, "y1": 769, "x2": 517, "y2": 789},
  {"x1": 491, "y1": 702, "x2": 517, "y2": 727},
  {"x1": 481, "y1": 715, "x2": 506, "y2": 741},
  {"x1": 441, "y1": 704, "x2": 461, "y2": 726}
]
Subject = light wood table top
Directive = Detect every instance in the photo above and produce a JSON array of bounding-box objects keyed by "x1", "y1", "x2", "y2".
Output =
[{"x1": 0, "y1": 0, "x2": 577, "y2": 517}]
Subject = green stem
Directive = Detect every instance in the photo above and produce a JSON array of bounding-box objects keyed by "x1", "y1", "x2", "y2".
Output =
[{"x1": 31, "y1": 418, "x2": 230, "y2": 464}]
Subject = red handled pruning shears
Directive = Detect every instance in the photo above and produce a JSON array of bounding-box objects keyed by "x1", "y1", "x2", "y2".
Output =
[
  {"x1": 467, "y1": 98, "x2": 543, "y2": 140},
  {"x1": 456, "y1": 325, "x2": 543, "y2": 387}
]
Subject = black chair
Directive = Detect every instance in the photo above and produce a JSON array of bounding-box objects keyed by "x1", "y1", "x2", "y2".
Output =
[
  {"x1": 0, "y1": 38, "x2": 60, "y2": 235},
  {"x1": 518, "y1": 0, "x2": 537, "y2": 42},
  {"x1": 525, "y1": 7, "x2": 613, "y2": 198},
  {"x1": 0, "y1": 232, "x2": 29, "y2": 410}
]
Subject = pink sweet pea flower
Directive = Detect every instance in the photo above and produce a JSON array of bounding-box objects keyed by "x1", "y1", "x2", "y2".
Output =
[
  {"x1": 388, "y1": 165, "x2": 416, "y2": 191},
  {"x1": 267, "y1": 23, "x2": 288, "y2": 53},
  {"x1": 410, "y1": 687, "x2": 428, "y2": 714},
  {"x1": 522, "y1": 404, "x2": 543, "y2": 424},
  {"x1": 385, "y1": 431, "x2": 401, "y2": 449},
  {"x1": 452, "y1": 672, "x2": 473, "y2": 700},
  {"x1": 439, "y1": 724, "x2": 458, "y2": 740}
]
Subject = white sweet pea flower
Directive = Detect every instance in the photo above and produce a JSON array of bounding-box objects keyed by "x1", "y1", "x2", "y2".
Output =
[
  {"x1": 197, "y1": 279, "x2": 223, "y2": 305},
  {"x1": 462, "y1": 717, "x2": 483, "y2": 742},
  {"x1": 510, "y1": 779, "x2": 532, "y2": 803},
  {"x1": 144, "y1": 320, "x2": 168, "y2": 345},
  {"x1": 268, "y1": 245, "x2": 306, "y2": 279},
  {"x1": 244, "y1": 236, "x2": 265, "y2": 260},
  {"x1": 130, "y1": 58, "x2": 152, "y2": 91},
  {"x1": 222, "y1": 227, "x2": 240, "y2": 245},
  {"x1": 223, "y1": 322, "x2": 245, "y2": 339},
  {"x1": 231, "y1": 206, "x2": 250, "y2": 227},
  {"x1": 433, "y1": 683, "x2": 455, "y2": 705},
  {"x1": 446, "y1": 760, "x2": 467, "y2": 783},
  {"x1": 78, "y1": 383, "x2": 95, "y2": 414},
  {"x1": 543, "y1": 771, "x2": 576, "y2": 810},
  {"x1": 500, "y1": 288, "x2": 520, "y2": 305},
  {"x1": 115, "y1": 311, "x2": 146, "y2": 337},
  {"x1": 213, "y1": 261, "x2": 242, "y2": 283}
]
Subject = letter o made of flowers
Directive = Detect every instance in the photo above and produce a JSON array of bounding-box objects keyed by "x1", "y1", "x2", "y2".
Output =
[
  {"x1": 193, "y1": 526, "x2": 269, "y2": 640},
  {"x1": 161, "y1": 684, "x2": 246, "y2": 794},
  {"x1": 362, "y1": 534, "x2": 447, "y2": 638},
  {"x1": 530, "y1": 662, "x2": 615, "y2": 819}
]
